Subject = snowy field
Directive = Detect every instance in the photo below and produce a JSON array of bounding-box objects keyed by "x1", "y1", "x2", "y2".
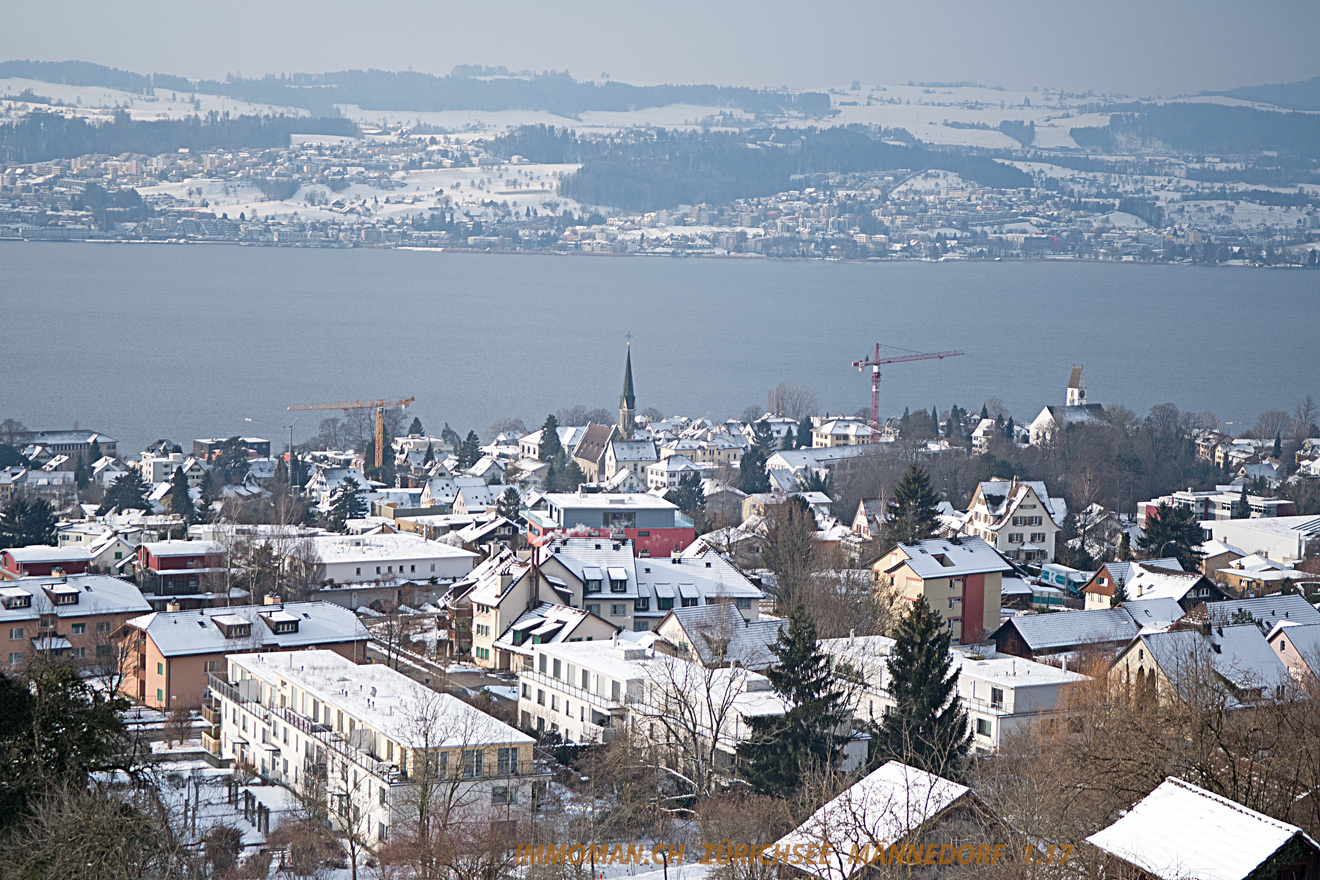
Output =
[
  {"x1": 136, "y1": 161, "x2": 584, "y2": 224},
  {"x1": 0, "y1": 77, "x2": 308, "y2": 121}
]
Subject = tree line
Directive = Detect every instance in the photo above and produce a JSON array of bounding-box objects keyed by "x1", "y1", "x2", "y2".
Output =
[
  {"x1": 489, "y1": 124, "x2": 1032, "y2": 212},
  {"x1": 1071, "y1": 102, "x2": 1320, "y2": 159}
]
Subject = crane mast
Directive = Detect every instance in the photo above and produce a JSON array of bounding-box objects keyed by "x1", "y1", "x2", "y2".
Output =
[
  {"x1": 852, "y1": 345, "x2": 964, "y2": 441},
  {"x1": 287, "y1": 396, "x2": 416, "y2": 469}
]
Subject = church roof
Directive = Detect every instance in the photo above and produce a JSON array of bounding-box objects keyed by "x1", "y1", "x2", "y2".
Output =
[{"x1": 620, "y1": 345, "x2": 636, "y2": 410}]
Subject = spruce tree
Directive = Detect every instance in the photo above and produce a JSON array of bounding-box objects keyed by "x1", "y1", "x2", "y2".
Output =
[
  {"x1": 880, "y1": 464, "x2": 941, "y2": 547},
  {"x1": 1138, "y1": 501, "x2": 1204, "y2": 571},
  {"x1": 328, "y1": 478, "x2": 367, "y2": 533},
  {"x1": 98, "y1": 470, "x2": 151, "y2": 514},
  {"x1": 496, "y1": 487, "x2": 522, "y2": 523},
  {"x1": 0, "y1": 496, "x2": 57, "y2": 548},
  {"x1": 1273, "y1": 431, "x2": 1282, "y2": 459},
  {"x1": 87, "y1": 439, "x2": 102, "y2": 463},
  {"x1": 407, "y1": 416, "x2": 424, "y2": 436},
  {"x1": 871, "y1": 597, "x2": 970, "y2": 780},
  {"x1": 781, "y1": 428, "x2": 795, "y2": 451},
  {"x1": 166, "y1": 466, "x2": 195, "y2": 523},
  {"x1": 1237, "y1": 483, "x2": 1250, "y2": 518},
  {"x1": 423, "y1": 442, "x2": 435, "y2": 465},
  {"x1": 797, "y1": 415, "x2": 814, "y2": 449},
  {"x1": 980, "y1": 404, "x2": 989, "y2": 421},
  {"x1": 459, "y1": 431, "x2": 482, "y2": 469},
  {"x1": 739, "y1": 607, "x2": 848, "y2": 797},
  {"x1": 1117, "y1": 531, "x2": 1132, "y2": 561},
  {"x1": 738, "y1": 445, "x2": 770, "y2": 494},
  {"x1": 538, "y1": 415, "x2": 563, "y2": 463}
]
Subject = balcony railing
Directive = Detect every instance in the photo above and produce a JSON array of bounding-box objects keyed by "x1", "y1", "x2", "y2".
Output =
[
  {"x1": 521, "y1": 668, "x2": 631, "y2": 711},
  {"x1": 201, "y1": 731, "x2": 220, "y2": 755},
  {"x1": 206, "y1": 674, "x2": 245, "y2": 706}
]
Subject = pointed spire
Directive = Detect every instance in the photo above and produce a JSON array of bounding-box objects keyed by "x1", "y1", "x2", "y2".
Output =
[{"x1": 620, "y1": 344, "x2": 636, "y2": 411}]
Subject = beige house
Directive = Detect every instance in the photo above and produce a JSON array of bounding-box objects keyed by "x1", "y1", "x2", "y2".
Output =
[
  {"x1": 872, "y1": 537, "x2": 1009, "y2": 645},
  {"x1": 960, "y1": 479, "x2": 1065, "y2": 563}
]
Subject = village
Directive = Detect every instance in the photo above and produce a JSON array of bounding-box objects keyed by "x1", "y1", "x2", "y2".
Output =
[{"x1": 1, "y1": 351, "x2": 1319, "y2": 879}]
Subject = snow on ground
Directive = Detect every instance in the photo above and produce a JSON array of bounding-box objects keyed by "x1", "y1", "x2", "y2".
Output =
[
  {"x1": 339, "y1": 102, "x2": 754, "y2": 135},
  {"x1": 135, "y1": 161, "x2": 584, "y2": 224},
  {"x1": 0, "y1": 77, "x2": 309, "y2": 121},
  {"x1": 889, "y1": 169, "x2": 968, "y2": 196},
  {"x1": 1098, "y1": 211, "x2": 1149, "y2": 229}
]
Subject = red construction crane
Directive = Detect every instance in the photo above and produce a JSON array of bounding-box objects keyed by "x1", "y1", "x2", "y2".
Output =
[{"x1": 853, "y1": 345, "x2": 964, "y2": 441}]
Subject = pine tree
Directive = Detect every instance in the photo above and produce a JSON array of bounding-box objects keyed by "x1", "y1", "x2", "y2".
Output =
[
  {"x1": 408, "y1": 416, "x2": 424, "y2": 436},
  {"x1": 459, "y1": 431, "x2": 482, "y2": 469},
  {"x1": 273, "y1": 456, "x2": 289, "y2": 487},
  {"x1": 980, "y1": 404, "x2": 989, "y2": 421},
  {"x1": 880, "y1": 464, "x2": 941, "y2": 547},
  {"x1": 538, "y1": 415, "x2": 563, "y2": 463},
  {"x1": 780, "y1": 428, "x2": 795, "y2": 451},
  {"x1": 87, "y1": 439, "x2": 102, "y2": 464},
  {"x1": 1138, "y1": 501, "x2": 1204, "y2": 571},
  {"x1": 1117, "y1": 531, "x2": 1132, "y2": 561},
  {"x1": 1237, "y1": 483, "x2": 1250, "y2": 519},
  {"x1": 752, "y1": 422, "x2": 775, "y2": 454},
  {"x1": 0, "y1": 496, "x2": 57, "y2": 549},
  {"x1": 738, "y1": 445, "x2": 770, "y2": 494},
  {"x1": 665, "y1": 472, "x2": 705, "y2": 517},
  {"x1": 871, "y1": 597, "x2": 970, "y2": 780},
  {"x1": 797, "y1": 415, "x2": 814, "y2": 449},
  {"x1": 1273, "y1": 431, "x2": 1283, "y2": 459},
  {"x1": 562, "y1": 459, "x2": 586, "y2": 491},
  {"x1": 98, "y1": 469, "x2": 151, "y2": 514},
  {"x1": 166, "y1": 466, "x2": 195, "y2": 523},
  {"x1": 441, "y1": 423, "x2": 462, "y2": 454},
  {"x1": 496, "y1": 487, "x2": 522, "y2": 523},
  {"x1": 739, "y1": 607, "x2": 848, "y2": 797},
  {"x1": 328, "y1": 478, "x2": 367, "y2": 533},
  {"x1": 423, "y1": 442, "x2": 435, "y2": 465}
]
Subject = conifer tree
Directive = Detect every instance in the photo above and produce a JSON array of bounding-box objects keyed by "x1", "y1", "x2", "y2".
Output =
[
  {"x1": 1117, "y1": 531, "x2": 1132, "y2": 561},
  {"x1": 328, "y1": 478, "x2": 367, "y2": 533},
  {"x1": 880, "y1": 464, "x2": 941, "y2": 547},
  {"x1": 408, "y1": 416, "x2": 424, "y2": 436},
  {"x1": 739, "y1": 606, "x2": 848, "y2": 797},
  {"x1": 980, "y1": 404, "x2": 989, "y2": 420},
  {"x1": 459, "y1": 431, "x2": 482, "y2": 469},
  {"x1": 871, "y1": 597, "x2": 970, "y2": 780},
  {"x1": 166, "y1": 466, "x2": 195, "y2": 523},
  {"x1": 1139, "y1": 501, "x2": 1204, "y2": 571},
  {"x1": 496, "y1": 487, "x2": 522, "y2": 523},
  {"x1": 0, "y1": 496, "x2": 57, "y2": 548},
  {"x1": 423, "y1": 442, "x2": 435, "y2": 465},
  {"x1": 738, "y1": 445, "x2": 770, "y2": 494},
  {"x1": 781, "y1": 428, "x2": 795, "y2": 451},
  {"x1": 97, "y1": 469, "x2": 151, "y2": 514},
  {"x1": 1273, "y1": 431, "x2": 1282, "y2": 459},
  {"x1": 538, "y1": 415, "x2": 563, "y2": 463},
  {"x1": 797, "y1": 414, "x2": 814, "y2": 448}
]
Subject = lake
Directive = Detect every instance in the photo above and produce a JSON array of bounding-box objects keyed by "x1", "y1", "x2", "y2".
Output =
[{"x1": 2, "y1": 243, "x2": 1317, "y2": 455}]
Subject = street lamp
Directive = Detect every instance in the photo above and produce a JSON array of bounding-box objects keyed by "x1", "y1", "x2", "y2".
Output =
[{"x1": 243, "y1": 416, "x2": 297, "y2": 496}]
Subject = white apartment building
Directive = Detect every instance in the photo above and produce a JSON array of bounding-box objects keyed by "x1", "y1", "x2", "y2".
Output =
[
  {"x1": 307, "y1": 532, "x2": 478, "y2": 586},
  {"x1": 820, "y1": 635, "x2": 1087, "y2": 753},
  {"x1": 646, "y1": 454, "x2": 702, "y2": 491},
  {"x1": 209, "y1": 650, "x2": 538, "y2": 846}
]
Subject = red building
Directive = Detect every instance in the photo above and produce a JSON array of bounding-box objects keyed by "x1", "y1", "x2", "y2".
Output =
[
  {"x1": 136, "y1": 540, "x2": 230, "y2": 609},
  {"x1": 1, "y1": 546, "x2": 92, "y2": 580}
]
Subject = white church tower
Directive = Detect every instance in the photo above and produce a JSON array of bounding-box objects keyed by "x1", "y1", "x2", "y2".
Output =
[{"x1": 1066, "y1": 365, "x2": 1086, "y2": 407}]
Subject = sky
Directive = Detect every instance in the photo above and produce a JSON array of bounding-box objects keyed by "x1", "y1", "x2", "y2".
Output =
[{"x1": 3, "y1": 0, "x2": 1318, "y2": 97}]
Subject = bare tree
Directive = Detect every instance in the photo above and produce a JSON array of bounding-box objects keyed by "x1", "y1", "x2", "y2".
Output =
[
  {"x1": 772, "y1": 383, "x2": 819, "y2": 421},
  {"x1": 1250, "y1": 408, "x2": 1291, "y2": 440},
  {"x1": 760, "y1": 500, "x2": 820, "y2": 612},
  {"x1": 0, "y1": 418, "x2": 29, "y2": 447}
]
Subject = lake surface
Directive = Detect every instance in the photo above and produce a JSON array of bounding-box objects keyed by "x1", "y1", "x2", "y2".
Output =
[{"x1": 2, "y1": 243, "x2": 1317, "y2": 455}]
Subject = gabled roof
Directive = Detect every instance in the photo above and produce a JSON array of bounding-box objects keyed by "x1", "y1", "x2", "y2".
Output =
[
  {"x1": 572, "y1": 423, "x2": 616, "y2": 466},
  {"x1": 1125, "y1": 565, "x2": 1208, "y2": 602},
  {"x1": 3, "y1": 545, "x2": 93, "y2": 564},
  {"x1": 772, "y1": 761, "x2": 972, "y2": 880},
  {"x1": 1087, "y1": 776, "x2": 1318, "y2": 880},
  {"x1": 0, "y1": 574, "x2": 149, "y2": 622},
  {"x1": 1137, "y1": 625, "x2": 1291, "y2": 703},
  {"x1": 996, "y1": 607, "x2": 1141, "y2": 652},
  {"x1": 659, "y1": 603, "x2": 785, "y2": 669},
  {"x1": 1197, "y1": 594, "x2": 1320, "y2": 630}
]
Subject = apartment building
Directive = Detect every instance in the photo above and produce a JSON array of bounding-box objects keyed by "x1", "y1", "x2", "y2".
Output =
[
  {"x1": 0, "y1": 545, "x2": 92, "y2": 580},
  {"x1": 1, "y1": 573, "x2": 149, "y2": 669},
  {"x1": 306, "y1": 532, "x2": 478, "y2": 585},
  {"x1": 208, "y1": 650, "x2": 538, "y2": 845},
  {"x1": 135, "y1": 540, "x2": 228, "y2": 608},
  {"x1": 121, "y1": 601, "x2": 369, "y2": 709},
  {"x1": 820, "y1": 634, "x2": 1088, "y2": 753},
  {"x1": 871, "y1": 537, "x2": 1010, "y2": 645},
  {"x1": 524, "y1": 492, "x2": 695, "y2": 558}
]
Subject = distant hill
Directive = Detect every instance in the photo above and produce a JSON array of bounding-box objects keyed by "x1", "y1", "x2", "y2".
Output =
[
  {"x1": 0, "y1": 59, "x2": 832, "y2": 120},
  {"x1": 1215, "y1": 74, "x2": 1320, "y2": 111}
]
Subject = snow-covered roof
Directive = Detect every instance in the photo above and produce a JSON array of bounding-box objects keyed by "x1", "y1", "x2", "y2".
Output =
[
  {"x1": 773, "y1": 761, "x2": 971, "y2": 880},
  {"x1": 126, "y1": 601, "x2": 368, "y2": 657},
  {"x1": 659, "y1": 603, "x2": 786, "y2": 669},
  {"x1": 307, "y1": 532, "x2": 477, "y2": 565},
  {"x1": 1125, "y1": 565, "x2": 1206, "y2": 602},
  {"x1": 141, "y1": 540, "x2": 223, "y2": 558},
  {"x1": 1087, "y1": 776, "x2": 1317, "y2": 880},
  {"x1": 1200, "y1": 594, "x2": 1320, "y2": 630},
  {"x1": 0, "y1": 574, "x2": 150, "y2": 621},
  {"x1": 230, "y1": 650, "x2": 532, "y2": 750},
  {"x1": 998, "y1": 607, "x2": 1142, "y2": 652},
  {"x1": 2, "y1": 545, "x2": 93, "y2": 563},
  {"x1": 888, "y1": 536, "x2": 1012, "y2": 579},
  {"x1": 1138, "y1": 624, "x2": 1291, "y2": 704}
]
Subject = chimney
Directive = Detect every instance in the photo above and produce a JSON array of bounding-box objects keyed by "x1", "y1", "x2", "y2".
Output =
[
  {"x1": 51, "y1": 567, "x2": 65, "y2": 580},
  {"x1": 263, "y1": 594, "x2": 281, "y2": 606},
  {"x1": 166, "y1": 600, "x2": 182, "y2": 613}
]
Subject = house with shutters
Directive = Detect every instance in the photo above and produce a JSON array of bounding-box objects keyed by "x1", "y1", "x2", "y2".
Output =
[
  {"x1": 119, "y1": 600, "x2": 369, "y2": 709},
  {"x1": 959, "y1": 479, "x2": 1066, "y2": 563}
]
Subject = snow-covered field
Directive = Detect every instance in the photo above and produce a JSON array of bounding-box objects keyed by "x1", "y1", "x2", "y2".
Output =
[
  {"x1": 0, "y1": 77, "x2": 308, "y2": 121},
  {"x1": 136, "y1": 161, "x2": 584, "y2": 223}
]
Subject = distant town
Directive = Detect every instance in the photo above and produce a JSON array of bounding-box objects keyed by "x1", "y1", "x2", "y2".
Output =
[{"x1": 3, "y1": 64, "x2": 1319, "y2": 264}]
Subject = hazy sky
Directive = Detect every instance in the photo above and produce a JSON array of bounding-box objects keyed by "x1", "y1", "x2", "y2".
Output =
[{"x1": 5, "y1": 0, "x2": 1318, "y2": 96}]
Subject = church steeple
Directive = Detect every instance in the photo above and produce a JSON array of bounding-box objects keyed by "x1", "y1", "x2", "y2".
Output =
[{"x1": 619, "y1": 342, "x2": 636, "y2": 439}]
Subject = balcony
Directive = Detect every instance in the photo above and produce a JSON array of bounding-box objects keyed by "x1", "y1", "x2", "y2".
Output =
[
  {"x1": 201, "y1": 731, "x2": 221, "y2": 755},
  {"x1": 206, "y1": 674, "x2": 245, "y2": 705},
  {"x1": 201, "y1": 702, "x2": 222, "y2": 726},
  {"x1": 521, "y1": 668, "x2": 632, "y2": 711}
]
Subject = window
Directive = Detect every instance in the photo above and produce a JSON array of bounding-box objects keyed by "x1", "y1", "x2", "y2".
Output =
[
  {"x1": 375, "y1": 566, "x2": 381, "y2": 575},
  {"x1": 552, "y1": 658, "x2": 561, "y2": 679},
  {"x1": 157, "y1": 662, "x2": 164, "y2": 675},
  {"x1": 581, "y1": 669, "x2": 590, "y2": 689},
  {"x1": 634, "y1": 597, "x2": 649, "y2": 612},
  {"x1": 538, "y1": 654, "x2": 547, "y2": 673},
  {"x1": 681, "y1": 597, "x2": 698, "y2": 608},
  {"x1": 1031, "y1": 532, "x2": 1046, "y2": 543},
  {"x1": 379, "y1": 787, "x2": 387, "y2": 807},
  {"x1": 550, "y1": 695, "x2": 558, "y2": 711},
  {"x1": 536, "y1": 689, "x2": 545, "y2": 706},
  {"x1": 585, "y1": 579, "x2": 601, "y2": 594},
  {"x1": 462, "y1": 749, "x2": 483, "y2": 779},
  {"x1": 96, "y1": 644, "x2": 111, "y2": 658},
  {"x1": 71, "y1": 623, "x2": 86, "y2": 635},
  {"x1": 658, "y1": 598, "x2": 673, "y2": 611},
  {"x1": 586, "y1": 603, "x2": 601, "y2": 616},
  {"x1": 521, "y1": 683, "x2": 530, "y2": 699},
  {"x1": 156, "y1": 688, "x2": 164, "y2": 703},
  {"x1": 355, "y1": 567, "x2": 361, "y2": 575},
  {"x1": 71, "y1": 646, "x2": 86, "y2": 659},
  {"x1": 611, "y1": 680, "x2": 621, "y2": 701},
  {"x1": 611, "y1": 604, "x2": 626, "y2": 617},
  {"x1": 96, "y1": 621, "x2": 111, "y2": 634},
  {"x1": 498, "y1": 746, "x2": 518, "y2": 775},
  {"x1": 990, "y1": 687, "x2": 1004, "y2": 708},
  {"x1": 492, "y1": 786, "x2": 512, "y2": 805},
  {"x1": 976, "y1": 718, "x2": 992, "y2": 737},
  {"x1": 1008, "y1": 533, "x2": 1022, "y2": 544},
  {"x1": 7, "y1": 653, "x2": 21, "y2": 665},
  {"x1": 735, "y1": 598, "x2": 751, "y2": 609},
  {"x1": 634, "y1": 621, "x2": 649, "y2": 632},
  {"x1": 7, "y1": 628, "x2": 22, "y2": 641}
]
